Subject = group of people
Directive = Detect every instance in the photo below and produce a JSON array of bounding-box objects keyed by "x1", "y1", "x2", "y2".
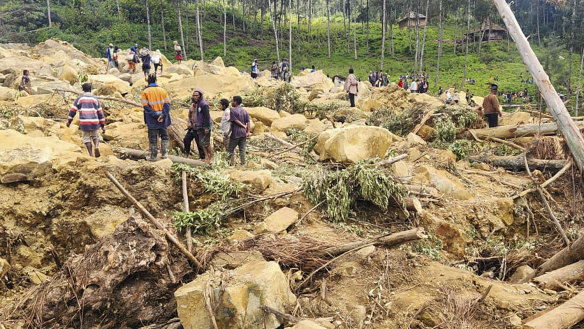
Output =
[
  {"x1": 65, "y1": 73, "x2": 251, "y2": 166},
  {"x1": 106, "y1": 43, "x2": 163, "y2": 77},
  {"x1": 368, "y1": 71, "x2": 390, "y2": 87},
  {"x1": 501, "y1": 88, "x2": 533, "y2": 103},
  {"x1": 270, "y1": 59, "x2": 291, "y2": 81}
]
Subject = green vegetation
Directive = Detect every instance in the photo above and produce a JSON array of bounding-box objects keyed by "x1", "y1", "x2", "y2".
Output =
[{"x1": 303, "y1": 162, "x2": 406, "y2": 222}]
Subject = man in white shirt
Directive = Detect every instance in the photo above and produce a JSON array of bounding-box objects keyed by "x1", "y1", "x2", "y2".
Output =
[
  {"x1": 219, "y1": 98, "x2": 231, "y2": 149},
  {"x1": 410, "y1": 79, "x2": 418, "y2": 93}
]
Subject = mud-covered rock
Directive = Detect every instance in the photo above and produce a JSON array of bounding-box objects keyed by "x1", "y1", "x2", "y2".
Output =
[
  {"x1": 254, "y1": 207, "x2": 299, "y2": 234},
  {"x1": 175, "y1": 260, "x2": 297, "y2": 329},
  {"x1": 271, "y1": 114, "x2": 308, "y2": 132},
  {"x1": 227, "y1": 169, "x2": 273, "y2": 191},
  {"x1": 246, "y1": 106, "x2": 281, "y2": 126}
]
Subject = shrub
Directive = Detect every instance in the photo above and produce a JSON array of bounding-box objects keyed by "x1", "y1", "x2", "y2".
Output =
[
  {"x1": 435, "y1": 117, "x2": 457, "y2": 142},
  {"x1": 449, "y1": 140, "x2": 476, "y2": 160}
]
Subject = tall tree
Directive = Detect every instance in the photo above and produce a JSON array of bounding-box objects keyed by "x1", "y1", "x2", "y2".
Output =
[
  {"x1": 177, "y1": 1, "x2": 187, "y2": 60},
  {"x1": 232, "y1": 0, "x2": 236, "y2": 31},
  {"x1": 308, "y1": 0, "x2": 313, "y2": 34},
  {"x1": 463, "y1": 0, "x2": 471, "y2": 89},
  {"x1": 195, "y1": 0, "x2": 204, "y2": 60},
  {"x1": 435, "y1": 0, "x2": 443, "y2": 86},
  {"x1": 327, "y1": 0, "x2": 331, "y2": 58},
  {"x1": 380, "y1": 0, "x2": 386, "y2": 70},
  {"x1": 146, "y1": 0, "x2": 152, "y2": 50},
  {"x1": 46, "y1": 0, "x2": 52, "y2": 27},
  {"x1": 418, "y1": 0, "x2": 429, "y2": 73},
  {"x1": 576, "y1": 47, "x2": 584, "y2": 116},
  {"x1": 268, "y1": 0, "x2": 280, "y2": 62},
  {"x1": 454, "y1": 6, "x2": 459, "y2": 55},
  {"x1": 223, "y1": 0, "x2": 227, "y2": 57},
  {"x1": 161, "y1": 0, "x2": 167, "y2": 50},
  {"x1": 388, "y1": 5, "x2": 394, "y2": 56},
  {"x1": 289, "y1": 0, "x2": 292, "y2": 69},
  {"x1": 414, "y1": 0, "x2": 421, "y2": 73},
  {"x1": 116, "y1": 0, "x2": 121, "y2": 18},
  {"x1": 353, "y1": 0, "x2": 357, "y2": 59},
  {"x1": 366, "y1": 0, "x2": 369, "y2": 54}
]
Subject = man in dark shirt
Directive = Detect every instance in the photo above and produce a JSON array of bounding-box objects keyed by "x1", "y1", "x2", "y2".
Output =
[
  {"x1": 483, "y1": 84, "x2": 503, "y2": 128},
  {"x1": 227, "y1": 96, "x2": 251, "y2": 166}
]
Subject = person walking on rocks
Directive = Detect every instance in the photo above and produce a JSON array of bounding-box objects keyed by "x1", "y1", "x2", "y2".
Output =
[
  {"x1": 140, "y1": 49, "x2": 152, "y2": 79},
  {"x1": 270, "y1": 61, "x2": 279, "y2": 79},
  {"x1": 141, "y1": 74, "x2": 171, "y2": 161},
  {"x1": 128, "y1": 46, "x2": 139, "y2": 74},
  {"x1": 184, "y1": 89, "x2": 214, "y2": 163},
  {"x1": 344, "y1": 68, "x2": 358, "y2": 107},
  {"x1": 219, "y1": 98, "x2": 231, "y2": 150},
  {"x1": 251, "y1": 58, "x2": 259, "y2": 79},
  {"x1": 227, "y1": 96, "x2": 251, "y2": 166},
  {"x1": 152, "y1": 50, "x2": 163, "y2": 74},
  {"x1": 66, "y1": 83, "x2": 105, "y2": 158},
  {"x1": 106, "y1": 43, "x2": 115, "y2": 71},
  {"x1": 482, "y1": 84, "x2": 503, "y2": 128},
  {"x1": 19, "y1": 70, "x2": 31, "y2": 95},
  {"x1": 174, "y1": 41, "x2": 183, "y2": 64}
]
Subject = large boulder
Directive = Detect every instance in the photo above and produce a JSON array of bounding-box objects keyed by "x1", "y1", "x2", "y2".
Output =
[
  {"x1": 246, "y1": 107, "x2": 281, "y2": 126},
  {"x1": 0, "y1": 129, "x2": 86, "y2": 183},
  {"x1": 271, "y1": 114, "x2": 308, "y2": 132},
  {"x1": 31, "y1": 39, "x2": 98, "y2": 67},
  {"x1": 412, "y1": 165, "x2": 473, "y2": 200},
  {"x1": 58, "y1": 64, "x2": 79, "y2": 84},
  {"x1": 290, "y1": 71, "x2": 334, "y2": 92},
  {"x1": 211, "y1": 56, "x2": 225, "y2": 67},
  {"x1": 0, "y1": 86, "x2": 17, "y2": 101},
  {"x1": 315, "y1": 126, "x2": 400, "y2": 163},
  {"x1": 164, "y1": 64, "x2": 193, "y2": 76},
  {"x1": 88, "y1": 74, "x2": 132, "y2": 95},
  {"x1": 254, "y1": 207, "x2": 299, "y2": 234},
  {"x1": 0, "y1": 56, "x2": 45, "y2": 75},
  {"x1": 500, "y1": 111, "x2": 532, "y2": 126},
  {"x1": 303, "y1": 119, "x2": 328, "y2": 136},
  {"x1": 164, "y1": 74, "x2": 254, "y2": 101},
  {"x1": 175, "y1": 260, "x2": 297, "y2": 329},
  {"x1": 227, "y1": 169, "x2": 273, "y2": 191}
]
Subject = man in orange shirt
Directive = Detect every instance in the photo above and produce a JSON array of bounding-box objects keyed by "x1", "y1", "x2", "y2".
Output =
[
  {"x1": 141, "y1": 74, "x2": 172, "y2": 161},
  {"x1": 483, "y1": 84, "x2": 503, "y2": 128}
]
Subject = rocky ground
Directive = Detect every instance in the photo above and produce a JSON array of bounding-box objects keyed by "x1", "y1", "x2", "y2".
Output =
[{"x1": 0, "y1": 39, "x2": 583, "y2": 329}]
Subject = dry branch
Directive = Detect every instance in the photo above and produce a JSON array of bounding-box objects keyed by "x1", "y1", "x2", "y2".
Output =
[
  {"x1": 469, "y1": 121, "x2": 584, "y2": 140},
  {"x1": 412, "y1": 110, "x2": 435, "y2": 134},
  {"x1": 181, "y1": 171, "x2": 193, "y2": 253},
  {"x1": 319, "y1": 228, "x2": 427, "y2": 257},
  {"x1": 114, "y1": 147, "x2": 206, "y2": 167},
  {"x1": 533, "y1": 260, "x2": 584, "y2": 290},
  {"x1": 523, "y1": 155, "x2": 570, "y2": 246},
  {"x1": 524, "y1": 290, "x2": 584, "y2": 329},
  {"x1": 379, "y1": 153, "x2": 408, "y2": 166},
  {"x1": 513, "y1": 161, "x2": 572, "y2": 199},
  {"x1": 468, "y1": 154, "x2": 566, "y2": 171},
  {"x1": 484, "y1": 136, "x2": 525, "y2": 151},
  {"x1": 105, "y1": 172, "x2": 203, "y2": 269},
  {"x1": 537, "y1": 234, "x2": 584, "y2": 276}
]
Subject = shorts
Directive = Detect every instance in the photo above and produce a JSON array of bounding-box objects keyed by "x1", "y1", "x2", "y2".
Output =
[
  {"x1": 143, "y1": 67, "x2": 150, "y2": 75},
  {"x1": 129, "y1": 62, "x2": 136, "y2": 70},
  {"x1": 81, "y1": 130, "x2": 100, "y2": 143},
  {"x1": 251, "y1": 72, "x2": 258, "y2": 78},
  {"x1": 197, "y1": 129, "x2": 211, "y2": 147}
]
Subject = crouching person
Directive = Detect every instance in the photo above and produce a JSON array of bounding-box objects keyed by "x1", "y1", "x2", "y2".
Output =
[
  {"x1": 66, "y1": 83, "x2": 105, "y2": 157},
  {"x1": 141, "y1": 74, "x2": 171, "y2": 161},
  {"x1": 227, "y1": 96, "x2": 251, "y2": 165}
]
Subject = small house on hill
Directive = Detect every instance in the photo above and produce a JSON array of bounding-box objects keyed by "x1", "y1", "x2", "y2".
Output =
[
  {"x1": 398, "y1": 12, "x2": 427, "y2": 28},
  {"x1": 465, "y1": 19, "x2": 506, "y2": 42}
]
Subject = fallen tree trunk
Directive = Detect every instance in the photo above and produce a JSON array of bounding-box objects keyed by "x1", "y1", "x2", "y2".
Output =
[
  {"x1": 537, "y1": 234, "x2": 584, "y2": 276},
  {"x1": 533, "y1": 260, "x2": 584, "y2": 290},
  {"x1": 524, "y1": 290, "x2": 584, "y2": 329},
  {"x1": 469, "y1": 121, "x2": 584, "y2": 140},
  {"x1": 493, "y1": 0, "x2": 584, "y2": 171},
  {"x1": 513, "y1": 161, "x2": 572, "y2": 199},
  {"x1": 114, "y1": 147, "x2": 206, "y2": 167},
  {"x1": 468, "y1": 154, "x2": 566, "y2": 171},
  {"x1": 319, "y1": 227, "x2": 427, "y2": 256}
]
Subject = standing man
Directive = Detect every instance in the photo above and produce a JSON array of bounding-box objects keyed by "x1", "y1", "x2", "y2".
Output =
[
  {"x1": 344, "y1": 68, "x2": 359, "y2": 107},
  {"x1": 251, "y1": 58, "x2": 259, "y2": 78},
  {"x1": 152, "y1": 50, "x2": 163, "y2": 74},
  {"x1": 66, "y1": 83, "x2": 105, "y2": 158},
  {"x1": 106, "y1": 43, "x2": 115, "y2": 71},
  {"x1": 482, "y1": 84, "x2": 503, "y2": 128},
  {"x1": 185, "y1": 89, "x2": 214, "y2": 163},
  {"x1": 141, "y1": 74, "x2": 171, "y2": 161},
  {"x1": 227, "y1": 96, "x2": 251, "y2": 166},
  {"x1": 409, "y1": 79, "x2": 418, "y2": 93},
  {"x1": 219, "y1": 99, "x2": 231, "y2": 149},
  {"x1": 141, "y1": 49, "x2": 152, "y2": 79},
  {"x1": 271, "y1": 61, "x2": 279, "y2": 79}
]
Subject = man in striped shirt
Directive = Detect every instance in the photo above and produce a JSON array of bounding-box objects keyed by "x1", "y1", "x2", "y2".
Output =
[
  {"x1": 141, "y1": 74, "x2": 172, "y2": 161},
  {"x1": 66, "y1": 83, "x2": 106, "y2": 157}
]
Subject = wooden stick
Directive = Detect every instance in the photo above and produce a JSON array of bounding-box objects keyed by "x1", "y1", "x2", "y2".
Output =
[
  {"x1": 533, "y1": 259, "x2": 584, "y2": 290},
  {"x1": 469, "y1": 121, "x2": 584, "y2": 140},
  {"x1": 55, "y1": 88, "x2": 142, "y2": 107},
  {"x1": 319, "y1": 228, "x2": 427, "y2": 257},
  {"x1": 271, "y1": 135, "x2": 318, "y2": 157},
  {"x1": 114, "y1": 147, "x2": 206, "y2": 167},
  {"x1": 181, "y1": 171, "x2": 193, "y2": 253},
  {"x1": 468, "y1": 154, "x2": 566, "y2": 171},
  {"x1": 493, "y1": 0, "x2": 584, "y2": 171},
  {"x1": 379, "y1": 153, "x2": 408, "y2": 166},
  {"x1": 523, "y1": 155, "x2": 570, "y2": 246},
  {"x1": 513, "y1": 161, "x2": 573, "y2": 199},
  {"x1": 484, "y1": 136, "x2": 525, "y2": 151},
  {"x1": 524, "y1": 290, "x2": 584, "y2": 329},
  {"x1": 204, "y1": 280, "x2": 219, "y2": 329},
  {"x1": 537, "y1": 234, "x2": 584, "y2": 276},
  {"x1": 260, "y1": 305, "x2": 299, "y2": 323},
  {"x1": 105, "y1": 172, "x2": 203, "y2": 269},
  {"x1": 412, "y1": 110, "x2": 435, "y2": 135},
  {"x1": 265, "y1": 133, "x2": 295, "y2": 148}
]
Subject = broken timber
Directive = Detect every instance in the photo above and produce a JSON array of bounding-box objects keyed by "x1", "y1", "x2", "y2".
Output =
[
  {"x1": 469, "y1": 121, "x2": 584, "y2": 140},
  {"x1": 524, "y1": 290, "x2": 584, "y2": 329},
  {"x1": 468, "y1": 154, "x2": 566, "y2": 171},
  {"x1": 114, "y1": 147, "x2": 206, "y2": 167},
  {"x1": 533, "y1": 259, "x2": 584, "y2": 290},
  {"x1": 493, "y1": 0, "x2": 584, "y2": 171},
  {"x1": 536, "y1": 233, "x2": 584, "y2": 276}
]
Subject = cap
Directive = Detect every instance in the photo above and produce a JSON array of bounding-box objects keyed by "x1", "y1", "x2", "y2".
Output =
[
  {"x1": 109, "y1": 43, "x2": 113, "y2": 47},
  {"x1": 491, "y1": 83, "x2": 498, "y2": 90}
]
